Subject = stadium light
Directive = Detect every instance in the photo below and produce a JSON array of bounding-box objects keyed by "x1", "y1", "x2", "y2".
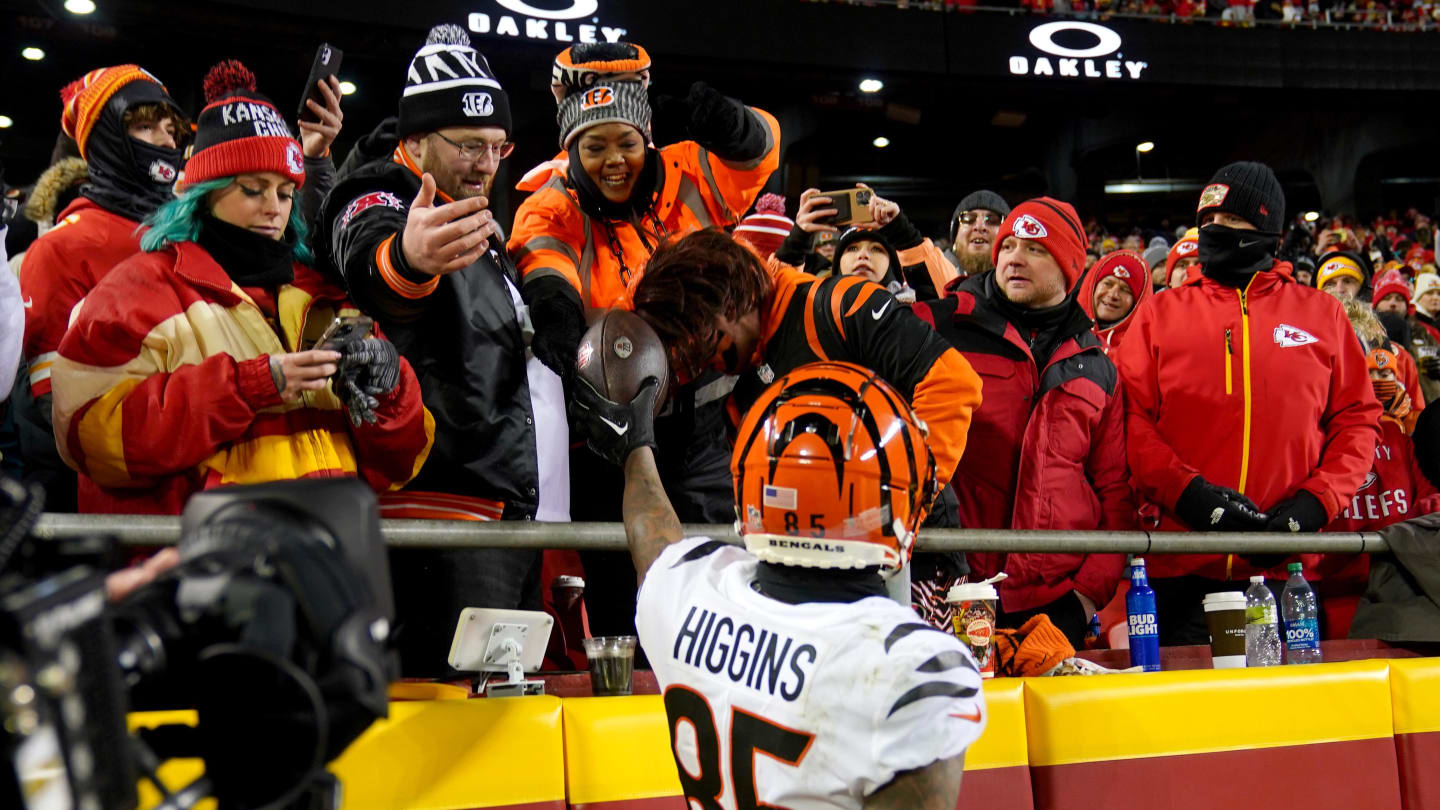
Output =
[
  {"x1": 872, "y1": 136, "x2": 890, "y2": 148},
  {"x1": 859, "y1": 78, "x2": 884, "y2": 93},
  {"x1": 0, "y1": 116, "x2": 13, "y2": 129},
  {"x1": 339, "y1": 81, "x2": 357, "y2": 96},
  {"x1": 21, "y1": 47, "x2": 45, "y2": 61},
  {"x1": 1136, "y1": 141, "x2": 1155, "y2": 153},
  {"x1": 1304, "y1": 211, "x2": 1321, "y2": 222},
  {"x1": 64, "y1": 0, "x2": 96, "y2": 13}
]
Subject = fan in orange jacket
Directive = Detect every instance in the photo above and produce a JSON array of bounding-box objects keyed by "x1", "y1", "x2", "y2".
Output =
[
  {"x1": 507, "y1": 63, "x2": 780, "y2": 380},
  {"x1": 1078, "y1": 249, "x2": 1151, "y2": 354},
  {"x1": 1113, "y1": 161, "x2": 1382, "y2": 646}
]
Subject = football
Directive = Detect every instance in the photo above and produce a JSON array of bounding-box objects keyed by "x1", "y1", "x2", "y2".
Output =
[{"x1": 575, "y1": 309, "x2": 670, "y2": 415}]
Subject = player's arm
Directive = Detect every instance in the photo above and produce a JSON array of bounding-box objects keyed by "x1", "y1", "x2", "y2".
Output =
[
  {"x1": 570, "y1": 375, "x2": 681, "y2": 584},
  {"x1": 864, "y1": 755, "x2": 966, "y2": 810},
  {"x1": 622, "y1": 446, "x2": 684, "y2": 585}
]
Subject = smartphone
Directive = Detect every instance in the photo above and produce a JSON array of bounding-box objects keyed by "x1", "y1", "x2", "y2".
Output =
[
  {"x1": 818, "y1": 188, "x2": 875, "y2": 227},
  {"x1": 316, "y1": 315, "x2": 372, "y2": 350},
  {"x1": 297, "y1": 43, "x2": 343, "y2": 124}
]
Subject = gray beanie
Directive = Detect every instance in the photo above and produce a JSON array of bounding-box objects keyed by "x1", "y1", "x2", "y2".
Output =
[
  {"x1": 950, "y1": 190, "x2": 1011, "y2": 240},
  {"x1": 955, "y1": 189, "x2": 1011, "y2": 217},
  {"x1": 557, "y1": 80, "x2": 651, "y2": 149},
  {"x1": 1143, "y1": 244, "x2": 1170, "y2": 270}
]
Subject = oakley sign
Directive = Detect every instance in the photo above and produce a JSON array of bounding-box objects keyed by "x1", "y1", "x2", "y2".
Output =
[
  {"x1": 1009, "y1": 21, "x2": 1148, "y2": 81},
  {"x1": 469, "y1": 0, "x2": 627, "y2": 43}
]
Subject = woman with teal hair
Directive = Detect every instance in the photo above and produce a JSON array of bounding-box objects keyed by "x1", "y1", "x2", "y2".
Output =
[{"x1": 50, "y1": 61, "x2": 433, "y2": 514}]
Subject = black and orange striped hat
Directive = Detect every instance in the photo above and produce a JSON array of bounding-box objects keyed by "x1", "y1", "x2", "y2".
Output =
[{"x1": 550, "y1": 42, "x2": 651, "y2": 103}]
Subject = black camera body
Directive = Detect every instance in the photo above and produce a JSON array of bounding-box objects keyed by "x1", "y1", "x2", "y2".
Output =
[{"x1": 2, "y1": 478, "x2": 397, "y2": 810}]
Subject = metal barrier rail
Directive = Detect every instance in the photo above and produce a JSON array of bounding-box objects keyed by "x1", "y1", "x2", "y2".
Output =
[{"x1": 33, "y1": 513, "x2": 1390, "y2": 554}]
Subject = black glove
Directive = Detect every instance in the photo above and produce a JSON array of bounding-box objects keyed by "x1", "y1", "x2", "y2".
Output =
[
  {"x1": 1420, "y1": 354, "x2": 1440, "y2": 380},
  {"x1": 569, "y1": 376, "x2": 660, "y2": 467},
  {"x1": 877, "y1": 210, "x2": 925, "y2": 252},
  {"x1": 650, "y1": 81, "x2": 767, "y2": 162},
  {"x1": 524, "y1": 276, "x2": 585, "y2": 383},
  {"x1": 334, "y1": 337, "x2": 401, "y2": 426},
  {"x1": 1264, "y1": 489, "x2": 1327, "y2": 533},
  {"x1": 1173, "y1": 476, "x2": 1269, "y2": 532}
]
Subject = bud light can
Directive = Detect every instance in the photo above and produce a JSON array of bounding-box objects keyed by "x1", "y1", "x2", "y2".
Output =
[{"x1": 1126, "y1": 557, "x2": 1161, "y2": 672}]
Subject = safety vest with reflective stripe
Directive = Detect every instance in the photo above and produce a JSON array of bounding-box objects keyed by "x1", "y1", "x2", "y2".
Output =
[{"x1": 507, "y1": 108, "x2": 780, "y2": 311}]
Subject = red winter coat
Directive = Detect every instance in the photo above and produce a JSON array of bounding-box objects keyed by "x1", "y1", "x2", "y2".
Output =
[
  {"x1": 915, "y1": 275, "x2": 1132, "y2": 613},
  {"x1": 1114, "y1": 265, "x2": 1382, "y2": 581},
  {"x1": 1077, "y1": 261, "x2": 1152, "y2": 354},
  {"x1": 19, "y1": 197, "x2": 144, "y2": 396}
]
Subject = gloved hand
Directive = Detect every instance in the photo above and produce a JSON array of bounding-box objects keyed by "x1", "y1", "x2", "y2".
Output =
[
  {"x1": 569, "y1": 376, "x2": 660, "y2": 467},
  {"x1": 1420, "y1": 354, "x2": 1440, "y2": 380},
  {"x1": 333, "y1": 337, "x2": 401, "y2": 426},
  {"x1": 1264, "y1": 489, "x2": 1327, "y2": 533},
  {"x1": 524, "y1": 277, "x2": 585, "y2": 383},
  {"x1": 1173, "y1": 476, "x2": 1269, "y2": 531},
  {"x1": 650, "y1": 81, "x2": 766, "y2": 162}
]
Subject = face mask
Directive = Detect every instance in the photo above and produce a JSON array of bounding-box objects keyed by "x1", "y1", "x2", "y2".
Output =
[{"x1": 1198, "y1": 224, "x2": 1279, "y2": 287}]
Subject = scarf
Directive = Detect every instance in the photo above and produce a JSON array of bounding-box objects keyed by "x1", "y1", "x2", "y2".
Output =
[
  {"x1": 195, "y1": 212, "x2": 296, "y2": 288},
  {"x1": 79, "y1": 83, "x2": 185, "y2": 223},
  {"x1": 986, "y1": 272, "x2": 1091, "y2": 369},
  {"x1": 1198, "y1": 224, "x2": 1280, "y2": 288}
]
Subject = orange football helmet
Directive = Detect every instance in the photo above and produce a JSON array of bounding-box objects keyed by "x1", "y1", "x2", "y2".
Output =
[{"x1": 731, "y1": 361, "x2": 938, "y2": 572}]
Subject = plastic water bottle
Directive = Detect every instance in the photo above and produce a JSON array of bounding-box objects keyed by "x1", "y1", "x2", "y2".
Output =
[
  {"x1": 1126, "y1": 557, "x2": 1161, "y2": 672},
  {"x1": 1282, "y1": 562, "x2": 1323, "y2": 665},
  {"x1": 1245, "y1": 576, "x2": 1282, "y2": 667}
]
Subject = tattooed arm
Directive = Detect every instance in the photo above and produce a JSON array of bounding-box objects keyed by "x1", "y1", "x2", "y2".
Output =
[
  {"x1": 863, "y1": 755, "x2": 965, "y2": 810},
  {"x1": 623, "y1": 446, "x2": 684, "y2": 586}
]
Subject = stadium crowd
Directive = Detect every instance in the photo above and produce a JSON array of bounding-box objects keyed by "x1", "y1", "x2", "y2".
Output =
[
  {"x1": 811, "y1": 0, "x2": 1440, "y2": 28},
  {"x1": 2, "y1": 26, "x2": 1437, "y2": 683}
]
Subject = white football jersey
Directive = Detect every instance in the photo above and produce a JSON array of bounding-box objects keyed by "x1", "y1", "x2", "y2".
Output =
[{"x1": 636, "y1": 537, "x2": 986, "y2": 810}]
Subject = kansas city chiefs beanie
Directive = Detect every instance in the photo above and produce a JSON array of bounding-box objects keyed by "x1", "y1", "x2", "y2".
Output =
[
  {"x1": 398, "y1": 24, "x2": 512, "y2": 138},
  {"x1": 185, "y1": 60, "x2": 305, "y2": 189},
  {"x1": 992, "y1": 197, "x2": 1090, "y2": 289},
  {"x1": 1196, "y1": 161, "x2": 1285, "y2": 234}
]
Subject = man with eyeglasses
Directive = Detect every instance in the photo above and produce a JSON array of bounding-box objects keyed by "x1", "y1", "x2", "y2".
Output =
[
  {"x1": 946, "y1": 190, "x2": 1011, "y2": 277},
  {"x1": 316, "y1": 24, "x2": 569, "y2": 677}
]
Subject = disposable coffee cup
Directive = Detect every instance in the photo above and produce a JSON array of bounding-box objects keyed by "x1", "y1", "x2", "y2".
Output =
[
  {"x1": 1203, "y1": 592, "x2": 1248, "y2": 669},
  {"x1": 946, "y1": 582, "x2": 998, "y2": 678},
  {"x1": 583, "y1": 635, "x2": 637, "y2": 696}
]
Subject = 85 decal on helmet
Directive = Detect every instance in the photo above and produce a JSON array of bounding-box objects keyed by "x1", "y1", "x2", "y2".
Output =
[{"x1": 731, "y1": 361, "x2": 938, "y2": 573}]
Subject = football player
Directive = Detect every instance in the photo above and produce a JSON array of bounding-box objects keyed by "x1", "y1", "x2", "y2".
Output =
[{"x1": 572, "y1": 360, "x2": 986, "y2": 810}]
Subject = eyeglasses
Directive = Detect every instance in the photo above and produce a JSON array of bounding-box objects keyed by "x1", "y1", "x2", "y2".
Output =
[
  {"x1": 432, "y1": 131, "x2": 515, "y2": 162},
  {"x1": 958, "y1": 211, "x2": 1004, "y2": 226}
]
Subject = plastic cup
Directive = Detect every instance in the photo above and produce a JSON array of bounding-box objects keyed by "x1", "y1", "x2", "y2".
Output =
[
  {"x1": 946, "y1": 582, "x2": 998, "y2": 678},
  {"x1": 583, "y1": 635, "x2": 637, "y2": 696},
  {"x1": 1203, "y1": 591, "x2": 1248, "y2": 669}
]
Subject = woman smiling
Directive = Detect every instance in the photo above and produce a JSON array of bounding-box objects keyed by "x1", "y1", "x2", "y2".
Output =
[{"x1": 49, "y1": 61, "x2": 432, "y2": 514}]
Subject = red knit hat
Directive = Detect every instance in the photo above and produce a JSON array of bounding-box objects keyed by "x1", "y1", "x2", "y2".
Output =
[
  {"x1": 183, "y1": 61, "x2": 305, "y2": 190},
  {"x1": 992, "y1": 197, "x2": 1090, "y2": 288},
  {"x1": 1091, "y1": 250, "x2": 1148, "y2": 302},
  {"x1": 60, "y1": 64, "x2": 172, "y2": 160},
  {"x1": 732, "y1": 193, "x2": 794, "y2": 259},
  {"x1": 1372, "y1": 268, "x2": 1412, "y2": 308}
]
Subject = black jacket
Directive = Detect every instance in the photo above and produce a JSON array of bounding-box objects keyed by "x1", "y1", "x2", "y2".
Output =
[
  {"x1": 1351, "y1": 513, "x2": 1440, "y2": 643},
  {"x1": 315, "y1": 150, "x2": 541, "y2": 518}
]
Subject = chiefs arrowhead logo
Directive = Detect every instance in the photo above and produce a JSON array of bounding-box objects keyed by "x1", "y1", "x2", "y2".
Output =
[
  {"x1": 1273, "y1": 324, "x2": 1318, "y2": 348},
  {"x1": 1198, "y1": 183, "x2": 1230, "y2": 210},
  {"x1": 149, "y1": 159, "x2": 177, "y2": 183},
  {"x1": 1176, "y1": 241, "x2": 1197, "y2": 255},
  {"x1": 1358, "y1": 471, "x2": 1378, "y2": 492},
  {"x1": 1013, "y1": 214, "x2": 1048, "y2": 239},
  {"x1": 1112, "y1": 267, "x2": 1131, "y2": 279},
  {"x1": 284, "y1": 142, "x2": 305, "y2": 177}
]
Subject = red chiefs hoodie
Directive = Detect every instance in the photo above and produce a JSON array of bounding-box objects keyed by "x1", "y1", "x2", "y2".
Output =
[{"x1": 1114, "y1": 265, "x2": 1382, "y2": 580}]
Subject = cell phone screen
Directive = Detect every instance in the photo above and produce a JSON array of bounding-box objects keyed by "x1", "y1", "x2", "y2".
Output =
[
  {"x1": 317, "y1": 315, "x2": 372, "y2": 350},
  {"x1": 298, "y1": 43, "x2": 343, "y2": 125}
]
